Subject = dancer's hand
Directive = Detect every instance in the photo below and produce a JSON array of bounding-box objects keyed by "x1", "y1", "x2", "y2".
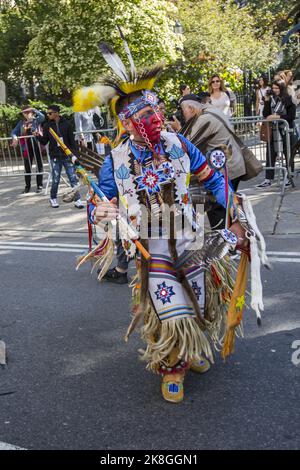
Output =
[
  {"x1": 94, "y1": 197, "x2": 118, "y2": 223},
  {"x1": 229, "y1": 221, "x2": 247, "y2": 248}
]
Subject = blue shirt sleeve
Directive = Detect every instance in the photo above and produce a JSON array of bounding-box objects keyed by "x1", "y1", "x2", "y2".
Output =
[
  {"x1": 98, "y1": 154, "x2": 118, "y2": 200},
  {"x1": 88, "y1": 154, "x2": 118, "y2": 224},
  {"x1": 177, "y1": 134, "x2": 206, "y2": 172},
  {"x1": 178, "y1": 133, "x2": 230, "y2": 209},
  {"x1": 11, "y1": 120, "x2": 23, "y2": 138}
]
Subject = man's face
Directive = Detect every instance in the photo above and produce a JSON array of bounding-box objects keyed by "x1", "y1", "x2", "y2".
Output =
[
  {"x1": 158, "y1": 102, "x2": 166, "y2": 118},
  {"x1": 123, "y1": 105, "x2": 163, "y2": 145},
  {"x1": 47, "y1": 109, "x2": 59, "y2": 121},
  {"x1": 181, "y1": 102, "x2": 198, "y2": 122}
]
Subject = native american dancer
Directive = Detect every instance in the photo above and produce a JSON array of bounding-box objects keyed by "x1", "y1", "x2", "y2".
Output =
[{"x1": 73, "y1": 38, "x2": 269, "y2": 403}]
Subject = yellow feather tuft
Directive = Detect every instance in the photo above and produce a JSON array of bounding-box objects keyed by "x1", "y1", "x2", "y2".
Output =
[
  {"x1": 73, "y1": 88, "x2": 100, "y2": 112},
  {"x1": 119, "y1": 78, "x2": 156, "y2": 94}
]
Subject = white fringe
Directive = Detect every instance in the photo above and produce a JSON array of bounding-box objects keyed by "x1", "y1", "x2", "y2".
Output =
[
  {"x1": 239, "y1": 193, "x2": 268, "y2": 320},
  {"x1": 249, "y1": 235, "x2": 263, "y2": 320},
  {"x1": 240, "y1": 193, "x2": 270, "y2": 268}
]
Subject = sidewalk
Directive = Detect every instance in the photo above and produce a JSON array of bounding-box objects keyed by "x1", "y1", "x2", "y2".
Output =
[
  {"x1": 1, "y1": 172, "x2": 300, "y2": 243},
  {"x1": 0, "y1": 176, "x2": 88, "y2": 241}
]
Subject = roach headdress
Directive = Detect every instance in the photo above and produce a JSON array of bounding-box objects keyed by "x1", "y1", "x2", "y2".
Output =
[{"x1": 73, "y1": 29, "x2": 164, "y2": 143}]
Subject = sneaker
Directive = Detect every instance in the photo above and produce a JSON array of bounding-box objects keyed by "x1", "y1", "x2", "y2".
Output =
[
  {"x1": 256, "y1": 179, "x2": 271, "y2": 189},
  {"x1": 285, "y1": 179, "x2": 293, "y2": 188},
  {"x1": 22, "y1": 187, "x2": 30, "y2": 194},
  {"x1": 74, "y1": 199, "x2": 84, "y2": 209},
  {"x1": 36, "y1": 186, "x2": 43, "y2": 193},
  {"x1": 101, "y1": 267, "x2": 128, "y2": 284},
  {"x1": 50, "y1": 198, "x2": 59, "y2": 208}
]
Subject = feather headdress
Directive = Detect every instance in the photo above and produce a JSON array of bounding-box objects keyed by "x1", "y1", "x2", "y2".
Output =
[{"x1": 73, "y1": 32, "x2": 163, "y2": 143}]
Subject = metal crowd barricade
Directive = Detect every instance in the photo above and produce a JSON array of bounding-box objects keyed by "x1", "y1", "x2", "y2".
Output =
[
  {"x1": 230, "y1": 116, "x2": 292, "y2": 195},
  {"x1": 73, "y1": 128, "x2": 116, "y2": 155},
  {"x1": 0, "y1": 128, "x2": 116, "y2": 195},
  {"x1": 0, "y1": 134, "x2": 51, "y2": 189}
]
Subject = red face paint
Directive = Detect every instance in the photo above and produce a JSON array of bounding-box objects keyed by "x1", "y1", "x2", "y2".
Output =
[{"x1": 134, "y1": 109, "x2": 162, "y2": 146}]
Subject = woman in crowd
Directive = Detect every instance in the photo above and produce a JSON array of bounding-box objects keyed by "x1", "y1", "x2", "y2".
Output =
[
  {"x1": 257, "y1": 80, "x2": 296, "y2": 188},
  {"x1": 11, "y1": 105, "x2": 45, "y2": 194},
  {"x1": 256, "y1": 76, "x2": 270, "y2": 116},
  {"x1": 283, "y1": 69, "x2": 300, "y2": 106},
  {"x1": 207, "y1": 74, "x2": 236, "y2": 117}
]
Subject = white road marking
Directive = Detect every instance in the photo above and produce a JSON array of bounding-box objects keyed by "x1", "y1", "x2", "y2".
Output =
[
  {"x1": 267, "y1": 251, "x2": 300, "y2": 256},
  {"x1": 0, "y1": 241, "x2": 87, "y2": 249},
  {"x1": 0, "y1": 241, "x2": 300, "y2": 262},
  {"x1": 0, "y1": 441, "x2": 26, "y2": 450},
  {"x1": 0, "y1": 245, "x2": 84, "y2": 253},
  {"x1": 267, "y1": 258, "x2": 300, "y2": 263}
]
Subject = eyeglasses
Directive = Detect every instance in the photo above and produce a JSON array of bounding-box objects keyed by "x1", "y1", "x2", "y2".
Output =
[{"x1": 211, "y1": 80, "x2": 220, "y2": 84}]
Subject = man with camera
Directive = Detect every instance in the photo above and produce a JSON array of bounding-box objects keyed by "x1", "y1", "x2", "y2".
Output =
[{"x1": 167, "y1": 93, "x2": 246, "y2": 230}]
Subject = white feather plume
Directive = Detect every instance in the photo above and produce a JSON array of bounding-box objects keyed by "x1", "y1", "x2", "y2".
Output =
[
  {"x1": 117, "y1": 25, "x2": 137, "y2": 79},
  {"x1": 98, "y1": 42, "x2": 129, "y2": 81}
]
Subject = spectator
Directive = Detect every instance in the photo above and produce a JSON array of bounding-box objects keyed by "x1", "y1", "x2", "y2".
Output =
[
  {"x1": 36, "y1": 105, "x2": 84, "y2": 208},
  {"x1": 178, "y1": 83, "x2": 191, "y2": 104},
  {"x1": 197, "y1": 91, "x2": 211, "y2": 104},
  {"x1": 257, "y1": 80, "x2": 296, "y2": 188},
  {"x1": 158, "y1": 98, "x2": 166, "y2": 118},
  {"x1": 168, "y1": 93, "x2": 246, "y2": 230},
  {"x1": 273, "y1": 71, "x2": 286, "y2": 86},
  {"x1": 208, "y1": 74, "x2": 236, "y2": 117},
  {"x1": 283, "y1": 69, "x2": 300, "y2": 106},
  {"x1": 74, "y1": 106, "x2": 102, "y2": 150},
  {"x1": 11, "y1": 105, "x2": 45, "y2": 194},
  {"x1": 179, "y1": 94, "x2": 246, "y2": 190},
  {"x1": 255, "y1": 76, "x2": 270, "y2": 116}
]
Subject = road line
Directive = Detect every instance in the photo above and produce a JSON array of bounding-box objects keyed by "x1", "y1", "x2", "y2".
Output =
[
  {"x1": 0, "y1": 241, "x2": 88, "y2": 249},
  {"x1": 0, "y1": 441, "x2": 26, "y2": 450},
  {"x1": 0, "y1": 242, "x2": 299, "y2": 261},
  {"x1": 267, "y1": 251, "x2": 300, "y2": 256},
  {"x1": 267, "y1": 257, "x2": 300, "y2": 263},
  {"x1": 0, "y1": 245, "x2": 84, "y2": 253}
]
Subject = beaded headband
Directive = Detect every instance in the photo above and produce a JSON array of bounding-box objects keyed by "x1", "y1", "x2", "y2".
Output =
[{"x1": 118, "y1": 90, "x2": 158, "y2": 121}]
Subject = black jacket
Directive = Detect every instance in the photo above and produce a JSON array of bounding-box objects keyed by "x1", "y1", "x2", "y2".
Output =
[
  {"x1": 38, "y1": 117, "x2": 77, "y2": 158},
  {"x1": 263, "y1": 94, "x2": 296, "y2": 128}
]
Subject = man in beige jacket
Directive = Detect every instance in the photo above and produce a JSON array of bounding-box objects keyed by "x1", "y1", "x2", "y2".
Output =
[
  {"x1": 168, "y1": 93, "x2": 246, "y2": 230},
  {"x1": 170, "y1": 93, "x2": 246, "y2": 190}
]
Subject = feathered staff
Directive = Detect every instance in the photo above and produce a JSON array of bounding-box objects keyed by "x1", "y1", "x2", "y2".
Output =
[{"x1": 48, "y1": 127, "x2": 151, "y2": 265}]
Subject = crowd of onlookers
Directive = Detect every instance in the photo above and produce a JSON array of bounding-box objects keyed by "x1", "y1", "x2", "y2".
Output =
[
  {"x1": 9, "y1": 70, "x2": 300, "y2": 209},
  {"x1": 10, "y1": 104, "x2": 104, "y2": 207},
  {"x1": 167, "y1": 70, "x2": 299, "y2": 189}
]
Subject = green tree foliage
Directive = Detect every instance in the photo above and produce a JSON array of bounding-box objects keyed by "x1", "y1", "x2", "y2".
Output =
[
  {"x1": 1, "y1": 0, "x2": 299, "y2": 106},
  {"x1": 24, "y1": 0, "x2": 180, "y2": 96},
  {"x1": 0, "y1": 5, "x2": 32, "y2": 98},
  {"x1": 172, "y1": 0, "x2": 279, "y2": 92}
]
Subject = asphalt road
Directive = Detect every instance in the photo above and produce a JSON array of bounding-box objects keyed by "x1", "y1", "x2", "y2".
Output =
[{"x1": 0, "y1": 235, "x2": 300, "y2": 450}]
